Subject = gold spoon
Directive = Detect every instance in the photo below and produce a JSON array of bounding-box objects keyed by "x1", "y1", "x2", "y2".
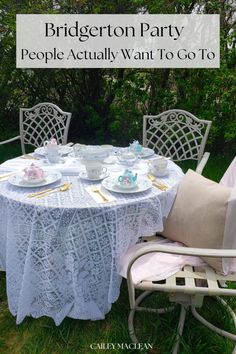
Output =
[
  {"x1": 92, "y1": 188, "x2": 109, "y2": 202},
  {"x1": 36, "y1": 183, "x2": 72, "y2": 198}
]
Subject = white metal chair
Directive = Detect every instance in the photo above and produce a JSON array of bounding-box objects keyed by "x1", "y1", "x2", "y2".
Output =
[
  {"x1": 143, "y1": 109, "x2": 212, "y2": 174},
  {"x1": 126, "y1": 245, "x2": 236, "y2": 354},
  {"x1": 125, "y1": 160, "x2": 236, "y2": 353},
  {"x1": 0, "y1": 102, "x2": 72, "y2": 154}
]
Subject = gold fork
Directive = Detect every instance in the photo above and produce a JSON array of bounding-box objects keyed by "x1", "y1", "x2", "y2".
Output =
[
  {"x1": 92, "y1": 188, "x2": 109, "y2": 202},
  {"x1": 147, "y1": 174, "x2": 168, "y2": 191}
]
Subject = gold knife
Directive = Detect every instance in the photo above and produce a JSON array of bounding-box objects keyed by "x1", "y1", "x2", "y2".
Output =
[
  {"x1": 21, "y1": 154, "x2": 39, "y2": 160},
  {"x1": 36, "y1": 183, "x2": 72, "y2": 198},
  {"x1": 28, "y1": 183, "x2": 67, "y2": 198},
  {"x1": 147, "y1": 174, "x2": 168, "y2": 191}
]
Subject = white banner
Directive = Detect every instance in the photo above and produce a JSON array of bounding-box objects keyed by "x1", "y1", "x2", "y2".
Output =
[{"x1": 16, "y1": 14, "x2": 220, "y2": 68}]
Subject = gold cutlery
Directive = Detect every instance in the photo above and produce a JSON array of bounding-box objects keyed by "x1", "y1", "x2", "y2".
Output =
[
  {"x1": 147, "y1": 174, "x2": 168, "y2": 191},
  {"x1": 36, "y1": 183, "x2": 72, "y2": 198},
  {"x1": 92, "y1": 188, "x2": 109, "y2": 202},
  {"x1": 27, "y1": 183, "x2": 69, "y2": 198},
  {"x1": 21, "y1": 154, "x2": 40, "y2": 160},
  {"x1": 0, "y1": 172, "x2": 15, "y2": 181}
]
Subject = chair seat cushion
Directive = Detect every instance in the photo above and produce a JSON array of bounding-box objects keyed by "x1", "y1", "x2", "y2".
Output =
[
  {"x1": 119, "y1": 238, "x2": 206, "y2": 285},
  {"x1": 163, "y1": 169, "x2": 232, "y2": 273}
]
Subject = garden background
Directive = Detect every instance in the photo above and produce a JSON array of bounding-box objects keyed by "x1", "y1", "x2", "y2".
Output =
[
  {"x1": 0, "y1": 0, "x2": 235, "y2": 157},
  {"x1": 0, "y1": 1, "x2": 235, "y2": 353}
]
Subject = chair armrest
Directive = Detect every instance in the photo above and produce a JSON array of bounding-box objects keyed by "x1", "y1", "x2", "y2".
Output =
[
  {"x1": 196, "y1": 152, "x2": 210, "y2": 174},
  {"x1": 0, "y1": 135, "x2": 20, "y2": 145},
  {"x1": 127, "y1": 244, "x2": 236, "y2": 281}
]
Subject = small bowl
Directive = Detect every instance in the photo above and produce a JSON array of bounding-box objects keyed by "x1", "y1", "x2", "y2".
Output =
[{"x1": 118, "y1": 152, "x2": 137, "y2": 166}]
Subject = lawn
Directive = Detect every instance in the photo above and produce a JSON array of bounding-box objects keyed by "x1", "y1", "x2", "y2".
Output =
[{"x1": 0, "y1": 145, "x2": 235, "y2": 354}]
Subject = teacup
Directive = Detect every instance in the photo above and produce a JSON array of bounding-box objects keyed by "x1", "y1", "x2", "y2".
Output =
[
  {"x1": 85, "y1": 161, "x2": 107, "y2": 179},
  {"x1": 148, "y1": 157, "x2": 168, "y2": 176},
  {"x1": 47, "y1": 151, "x2": 60, "y2": 164},
  {"x1": 73, "y1": 143, "x2": 85, "y2": 157}
]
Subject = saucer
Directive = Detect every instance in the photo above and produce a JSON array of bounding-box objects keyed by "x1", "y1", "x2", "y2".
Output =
[
  {"x1": 79, "y1": 171, "x2": 109, "y2": 181},
  {"x1": 150, "y1": 168, "x2": 169, "y2": 177}
]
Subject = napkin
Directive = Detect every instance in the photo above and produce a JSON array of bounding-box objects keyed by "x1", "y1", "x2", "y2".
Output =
[
  {"x1": 85, "y1": 186, "x2": 116, "y2": 204},
  {"x1": 47, "y1": 158, "x2": 83, "y2": 175},
  {"x1": 0, "y1": 157, "x2": 32, "y2": 172}
]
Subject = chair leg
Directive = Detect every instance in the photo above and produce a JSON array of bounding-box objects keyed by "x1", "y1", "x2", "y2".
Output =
[
  {"x1": 128, "y1": 290, "x2": 175, "y2": 345},
  {"x1": 172, "y1": 305, "x2": 187, "y2": 354},
  {"x1": 191, "y1": 297, "x2": 236, "y2": 352}
]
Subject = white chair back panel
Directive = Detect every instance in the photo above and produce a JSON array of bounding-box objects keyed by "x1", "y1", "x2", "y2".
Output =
[
  {"x1": 143, "y1": 110, "x2": 212, "y2": 163},
  {"x1": 20, "y1": 103, "x2": 72, "y2": 152}
]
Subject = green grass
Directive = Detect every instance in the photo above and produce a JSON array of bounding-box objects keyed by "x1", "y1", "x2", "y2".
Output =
[{"x1": 0, "y1": 145, "x2": 235, "y2": 353}]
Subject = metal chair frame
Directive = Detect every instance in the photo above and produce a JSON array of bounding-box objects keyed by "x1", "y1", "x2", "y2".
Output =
[
  {"x1": 143, "y1": 110, "x2": 212, "y2": 174},
  {"x1": 127, "y1": 244, "x2": 236, "y2": 354},
  {"x1": 0, "y1": 102, "x2": 72, "y2": 154}
]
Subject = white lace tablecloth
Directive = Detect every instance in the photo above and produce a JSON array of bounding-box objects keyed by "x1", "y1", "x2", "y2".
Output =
[{"x1": 0, "y1": 153, "x2": 184, "y2": 325}]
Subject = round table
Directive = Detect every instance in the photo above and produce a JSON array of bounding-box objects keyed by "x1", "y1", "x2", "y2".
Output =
[{"x1": 0, "y1": 152, "x2": 184, "y2": 325}]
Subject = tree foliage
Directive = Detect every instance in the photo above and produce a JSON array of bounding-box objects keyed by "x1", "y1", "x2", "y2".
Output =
[{"x1": 0, "y1": 0, "x2": 235, "y2": 151}]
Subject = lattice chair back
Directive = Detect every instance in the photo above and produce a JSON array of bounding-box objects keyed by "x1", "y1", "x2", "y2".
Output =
[
  {"x1": 19, "y1": 102, "x2": 72, "y2": 154},
  {"x1": 143, "y1": 110, "x2": 212, "y2": 164}
]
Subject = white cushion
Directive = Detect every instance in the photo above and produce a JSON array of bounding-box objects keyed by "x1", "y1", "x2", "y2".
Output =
[{"x1": 119, "y1": 238, "x2": 205, "y2": 285}]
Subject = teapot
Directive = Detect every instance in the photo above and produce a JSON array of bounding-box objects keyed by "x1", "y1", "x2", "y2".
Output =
[
  {"x1": 23, "y1": 163, "x2": 45, "y2": 182},
  {"x1": 44, "y1": 138, "x2": 59, "y2": 154},
  {"x1": 44, "y1": 138, "x2": 58, "y2": 147},
  {"x1": 129, "y1": 140, "x2": 142, "y2": 154},
  {"x1": 118, "y1": 169, "x2": 138, "y2": 188}
]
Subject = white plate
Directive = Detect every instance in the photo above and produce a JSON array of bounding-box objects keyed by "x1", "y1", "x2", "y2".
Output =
[
  {"x1": 102, "y1": 177, "x2": 152, "y2": 194},
  {"x1": 35, "y1": 146, "x2": 73, "y2": 156},
  {"x1": 79, "y1": 171, "x2": 109, "y2": 181},
  {"x1": 139, "y1": 147, "x2": 155, "y2": 158},
  {"x1": 22, "y1": 176, "x2": 46, "y2": 184},
  {"x1": 8, "y1": 171, "x2": 62, "y2": 188}
]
